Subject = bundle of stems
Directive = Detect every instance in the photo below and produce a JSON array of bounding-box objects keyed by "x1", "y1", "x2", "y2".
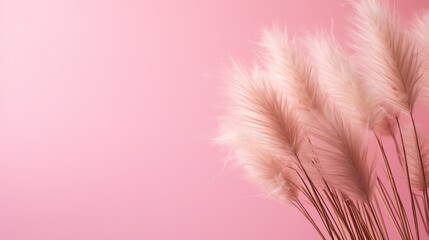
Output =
[{"x1": 217, "y1": 0, "x2": 429, "y2": 239}]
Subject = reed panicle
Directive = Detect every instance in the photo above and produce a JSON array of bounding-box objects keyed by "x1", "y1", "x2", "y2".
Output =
[{"x1": 217, "y1": 0, "x2": 429, "y2": 238}]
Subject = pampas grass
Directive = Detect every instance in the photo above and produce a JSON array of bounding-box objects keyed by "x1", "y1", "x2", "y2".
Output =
[
  {"x1": 217, "y1": 0, "x2": 429, "y2": 239},
  {"x1": 413, "y1": 12, "x2": 429, "y2": 106}
]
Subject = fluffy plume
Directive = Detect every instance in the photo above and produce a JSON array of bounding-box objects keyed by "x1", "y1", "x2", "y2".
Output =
[
  {"x1": 399, "y1": 123, "x2": 429, "y2": 192},
  {"x1": 216, "y1": 0, "x2": 429, "y2": 238},
  {"x1": 306, "y1": 33, "x2": 383, "y2": 129},
  {"x1": 238, "y1": 147, "x2": 301, "y2": 201},
  {"x1": 307, "y1": 105, "x2": 375, "y2": 201},
  {"x1": 413, "y1": 11, "x2": 429, "y2": 62},
  {"x1": 412, "y1": 11, "x2": 429, "y2": 67},
  {"x1": 260, "y1": 28, "x2": 326, "y2": 115},
  {"x1": 218, "y1": 128, "x2": 300, "y2": 200},
  {"x1": 259, "y1": 29, "x2": 376, "y2": 199},
  {"x1": 351, "y1": 0, "x2": 424, "y2": 115},
  {"x1": 413, "y1": 12, "x2": 429, "y2": 104},
  {"x1": 216, "y1": 63, "x2": 304, "y2": 200}
]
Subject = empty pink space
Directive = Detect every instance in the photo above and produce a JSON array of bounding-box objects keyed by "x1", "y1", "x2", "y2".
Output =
[{"x1": 1, "y1": 0, "x2": 429, "y2": 239}]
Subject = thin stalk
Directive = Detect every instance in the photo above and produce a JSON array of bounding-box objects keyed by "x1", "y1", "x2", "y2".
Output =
[
  {"x1": 410, "y1": 112, "x2": 429, "y2": 227},
  {"x1": 396, "y1": 116, "x2": 420, "y2": 240},
  {"x1": 316, "y1": 190, "x2": 345, "y2": 239},
  {"x1": 323, "y1": 187, "x2": 355, "y2": 240},
  {"x1": 375, "y1": 132, "x2": 411, "y2": 237},
  {"x1": 306, "y1": 177, "x2": 340, "y2": 239},
  {"x1": 377, "y1": 179, "x2": 405, "y2": 239},
  {"x1": 374, "y1": 195, "x2": 389, "y2": 239},
  {"x1": 360, "y1": 203, "x2": 378, "y2": 239},
  {"x1": 294, "y1": 170, "x2": 331, "y2": 234},
  {"x1": 414, "y1": 194, "x2": 429, "y2": 235},
  {"x1": 368, "y1": 200, "x2": 387, "y2": 240},
  {"x1": 345, "y1": 201, "x2": 365, "y2": 240},
  {"x1": 334, "y1": 192, "x2": 357, "y2": 239},
  {"x1": 294, "y1": 160, "x2": 336, "y2": 239},
  {"x1": 348, "y1": 199, "x2": 372, "y2": 239}
]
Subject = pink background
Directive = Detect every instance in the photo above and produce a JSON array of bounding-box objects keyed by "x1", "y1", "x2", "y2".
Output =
[{"x1": 1, "y1": 0, "x2": 429, "y2": 239}]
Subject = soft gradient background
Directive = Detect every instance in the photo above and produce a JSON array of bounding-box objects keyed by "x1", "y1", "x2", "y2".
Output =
[{"x1": 1, "y1": 0, "x2": 429, "y2": 239}]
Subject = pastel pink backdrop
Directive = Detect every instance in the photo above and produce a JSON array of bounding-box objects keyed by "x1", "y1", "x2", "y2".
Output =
[{"x1": 1, "y1": 0, "x2": 428, "y2": 239}]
